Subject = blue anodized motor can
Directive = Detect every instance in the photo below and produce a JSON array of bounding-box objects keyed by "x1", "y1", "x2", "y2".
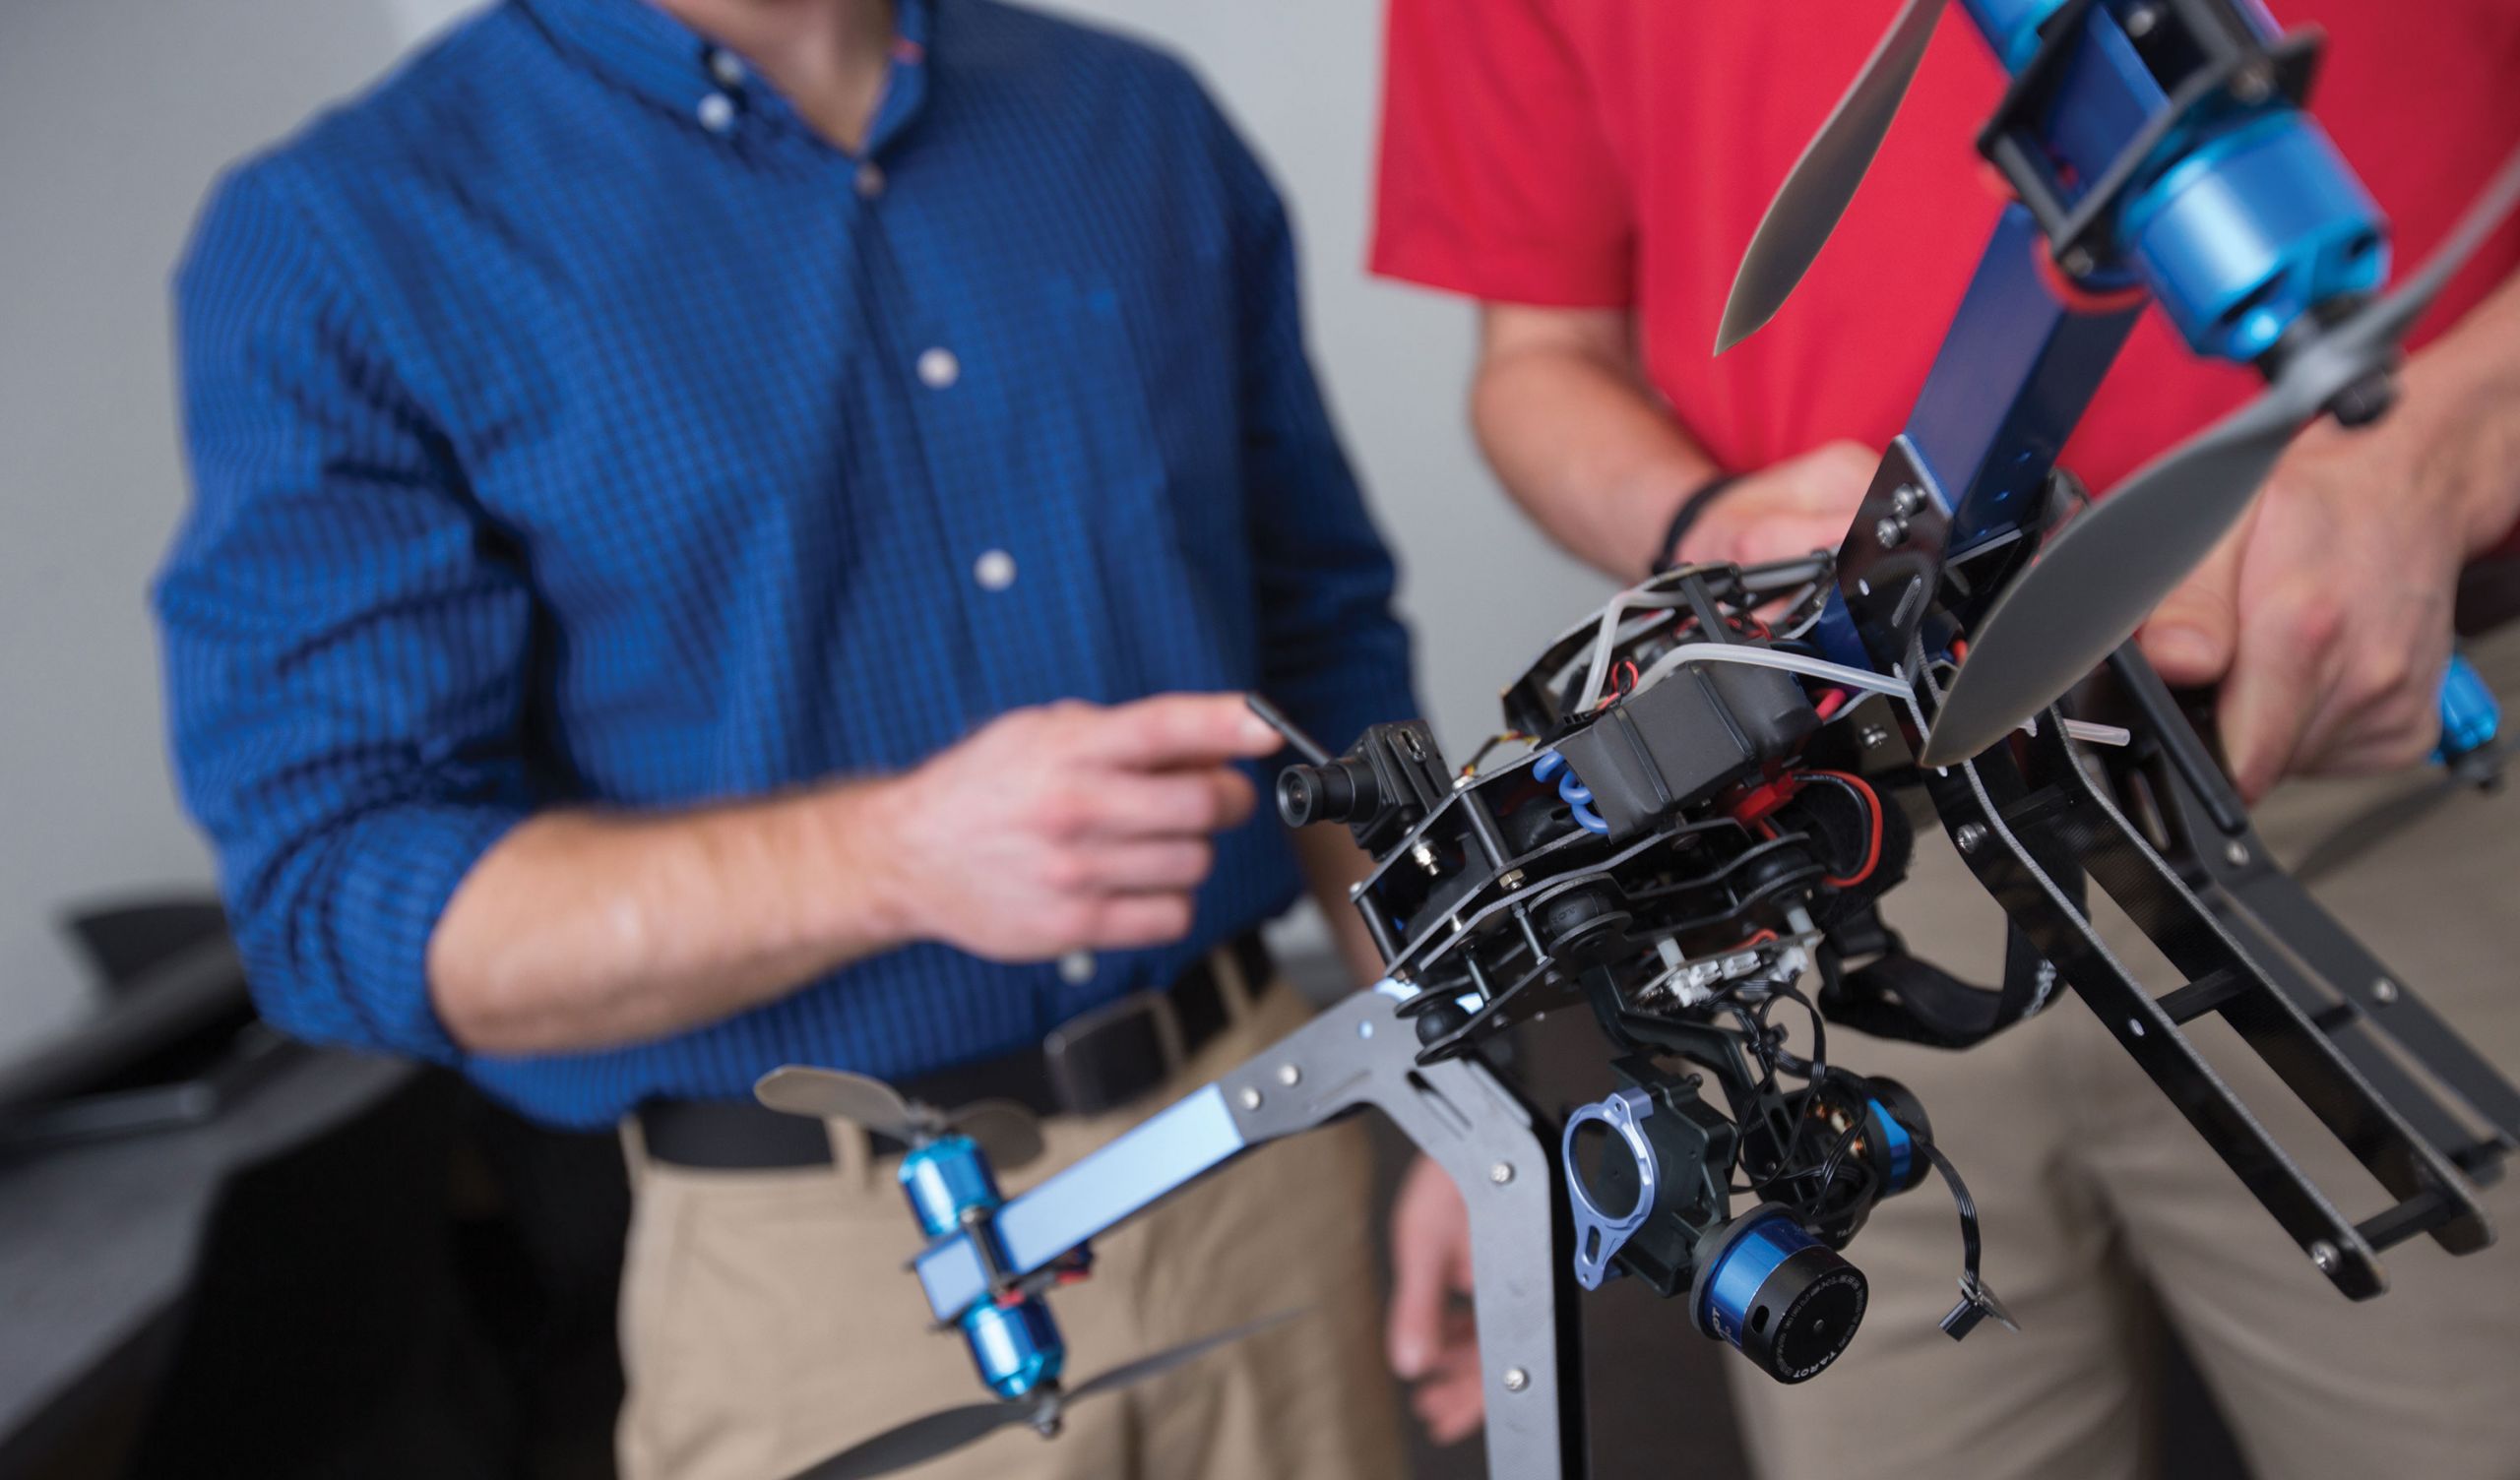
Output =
[
  {"x1": 1691, "y1": 1202, "x2": 1871, "y2": 1385},
  {"x1": 899, "y1": 1135, "x2": 1066, "y2": 1399}
]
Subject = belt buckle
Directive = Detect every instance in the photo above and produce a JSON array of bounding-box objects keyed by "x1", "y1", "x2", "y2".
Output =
[{"x1": 1041, "y1": 988, "x2": 1185, "y2": 1119}]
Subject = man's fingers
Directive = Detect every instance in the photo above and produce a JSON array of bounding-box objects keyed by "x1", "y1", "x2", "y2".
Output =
[
  {"x1": 1069, "y1": 768, "x2": 1256, "y2": 838},
  {"x1": 1091, "y1": 692, "x2": 1283, "y2": 769},
  {"x1": 1411, "y1": 1360, "x2": 1487, "y2": 1446},
  {"x1": 1387, "y1": 1157, "x2": 1467, "y2": 1379},
  {"x1": 2139, "y1": 504, "x2": 2252, "y2": 687},
  {"x1": 1079, "y1": 838, "x2": 1215, "y2": 893},
  {"x1": 1386, "y1": 1235, "x2": 1451, "y2": 1380},
  {"x1": 1082, "y1": 893, "x2": 1197, "y2": 951},
  {"x1": 1735, "y1": 514, "x2": 1858, "y2": 567},
  {"x1": 2218, "y1": 579, "x2": 2335, "y2": 801}
]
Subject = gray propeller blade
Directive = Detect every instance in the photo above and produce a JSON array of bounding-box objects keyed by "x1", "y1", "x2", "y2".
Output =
[
  {"x1": 1068, "y1": 1309, "x2": 1302, "y2": 1402},
  {"x1": 786, "y1": 1312, "x2": 1304, "y2": 1480},
  {"x1": 1717, "y1": 0, "x2": 1951, "y2": 353},
  {"x1": 753, "y1": 1065, "x2": 936, "y2": 1141},
  {"x1": 785, "y1": 1397, "x2": 1044, "y2": 1480},
  {"x1": 754, "y1": 1068, "x2": 1048, "y2": 1168},
  {"x1": 1919, "y1": 392, "x2": 2302, "y2": 766},
  {"x1": 950, "y1": 1098, "x2": 1047, "y2": 1171},
  {"x1": 1920, "y1": 140, "x2": 2520, "y2": 769}
]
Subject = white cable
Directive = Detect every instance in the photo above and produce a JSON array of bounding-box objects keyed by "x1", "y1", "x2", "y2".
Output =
[
  {"x1": 1572, "y1": 586, "x2": 1694, "y2": 711},
  {"x1": 1630, "y1": 640, "x2": 1910, "y2": 705},
  {"x1": 2055, "y1": 718, "x2": 2132, "y2": 748},
  {"x1": 1597, "y1": 637, "x2": 2130, "y2": 754}
]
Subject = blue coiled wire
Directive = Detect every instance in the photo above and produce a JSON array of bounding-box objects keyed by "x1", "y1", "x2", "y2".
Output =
[{"x1": 1534, "y1": 751, "x2": 1608, "y2": 835}]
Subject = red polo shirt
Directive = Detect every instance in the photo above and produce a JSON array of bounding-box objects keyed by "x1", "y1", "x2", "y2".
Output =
[{"x1": 1372, "y1": 0, "x2": 2520, "y2": 493}]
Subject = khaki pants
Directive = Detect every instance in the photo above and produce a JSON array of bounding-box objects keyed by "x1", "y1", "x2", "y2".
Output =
[
  {"x1": 1732, "y1": 625, "x2": 2520, "y2": 1480},
  {"x1": 616, "y1": 977, "x2": 1407, "y2": 1480}
]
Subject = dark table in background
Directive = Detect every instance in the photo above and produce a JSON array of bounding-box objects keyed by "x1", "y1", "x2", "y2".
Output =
[{"x1": 0, "y1": 1051, "x2": 411, "y2": 1477}]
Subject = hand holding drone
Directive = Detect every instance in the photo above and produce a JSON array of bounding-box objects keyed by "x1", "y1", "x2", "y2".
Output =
[{"x1": 754, "y1": 3, "x2": 2520, "y2": 1475}]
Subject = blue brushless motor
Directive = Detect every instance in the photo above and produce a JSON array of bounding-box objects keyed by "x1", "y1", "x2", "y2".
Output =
[
  {"x1": 900, "y1": 1135, "x2": 1066, "y2": 1400},
  {"x1": 1690, "y1": 1203, "x2": 1869, "y2": 1385}
]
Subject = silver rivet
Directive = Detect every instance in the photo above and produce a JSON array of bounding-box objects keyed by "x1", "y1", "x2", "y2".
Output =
[
  {"x1": 1276, "y1": 1063, "x2": 1301, "y2": 1087},
  {"x1": 916, "y1": 346, "x2": 960, "y2": 389},
  {"x1": 1489, "y1": 1162, "x2": 1514, "y2": 1186},
  {"x1": 2125, "y1": 3, "x2": 2162, "y2": 37},
  {"x1": 2128, "y1": 1018, "x2": 2146, "y2": 1037},
  {"x1": 1502, "y1": 1367, "x2": 1530, "y2": 1393},
  {"x1": 696, "y1": 92, "x2": 735, "y2": 133},
  {"x1": 1892, "y1": 483, "x2": 1925, "y2": 516},
  {"x1": 1237, "y1": 1086, "x2": 1263, "y2": 1111},
  {"x1": 1874, "y1": 516, "x2": 1908, "y2": 549},
  {"x1": 1955, "y1": 822, "x2": 1988, "y2": 854},
  {"x1": 1056, "y1": 951, "x2": 1095, "y2": 986},
  {"x1": 973, "y1": 548, "x2": 1017, "y2": 591},
  {"x1": 1859, "y1": 724, "x2": 1890, "y2": 750},
  {"x1": 1412, "y1": 841, "x2": 1439, "y2": 874},
  {"x1": 1347, "y1": 881, "x2": 1367, "y2": 899},
  {"x1": 1356, "y1": 1020, "x2": 1374, "y2": 1040},
  {"x1": 2061, "y1": 246, "x2": 2097, "y2": 278},
  {"x1": 708, "y1": 49, "x2": 746, "y2": 87},
  {"x1": 2224, "y1": 839, "x2": 2251, "y2": 868},
  {"x1": 855, "y1": 160, "x2": 887, "y2": 199},
  {"x1": 2371, "y1": 977, "x2": 2399, "y2": 1005},
  {"x1": 2310, "y1": 1239, "x2": 2340, "y2": 1273}
]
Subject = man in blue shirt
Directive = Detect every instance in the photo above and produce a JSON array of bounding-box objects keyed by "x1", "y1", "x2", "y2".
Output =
[{"x1": 158, "y1": 0, "x2": 1413, "y2": 1475}]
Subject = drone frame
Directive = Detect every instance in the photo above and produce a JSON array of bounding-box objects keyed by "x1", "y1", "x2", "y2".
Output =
[{"x1": 798, "y1": 2, "x2": 2520, "y2": 1474}]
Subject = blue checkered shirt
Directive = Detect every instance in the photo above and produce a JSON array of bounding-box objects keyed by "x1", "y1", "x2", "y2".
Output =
[{"x1": 157, "y1": 0, "x2": 1415, "y2": 1129}]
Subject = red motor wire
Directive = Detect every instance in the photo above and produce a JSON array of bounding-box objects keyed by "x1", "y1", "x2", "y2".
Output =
[{"x1": 1799, "y1": 769, "x2": 1884, "y2": 888}]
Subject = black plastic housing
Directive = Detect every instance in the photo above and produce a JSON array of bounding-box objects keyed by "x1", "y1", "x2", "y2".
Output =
[{"x1": 1554, "y1": 665, "x2": 1819, "y2": 840}]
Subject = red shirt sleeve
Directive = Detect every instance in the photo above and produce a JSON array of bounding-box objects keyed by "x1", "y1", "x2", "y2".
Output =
[{"x1": 1370, "y1": 0, "x2": 1634, "y2": 307}]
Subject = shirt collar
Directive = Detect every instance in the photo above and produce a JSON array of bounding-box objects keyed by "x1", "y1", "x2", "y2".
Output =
[{"x1": 521, "y1": 0, "x2": 933, "y2": 154}]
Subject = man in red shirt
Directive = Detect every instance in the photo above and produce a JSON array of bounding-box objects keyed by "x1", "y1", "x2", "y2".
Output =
[{"x1": 1372, "y1": 3, "x2": 2520, "y2": 1475}]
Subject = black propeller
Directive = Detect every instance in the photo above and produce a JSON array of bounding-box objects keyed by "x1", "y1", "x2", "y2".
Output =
[
  {"x1": 1921, "y1": 141, "x2": 2520, "y2": 767},
  {"x1": 753, "y1": 1065, "x2": 1046, "y2": 1170},
  {"x1": 784, "y1": 1311, "x2": 1302, "y2": 1480},
  {"x1": 1716, "y1": 0, "x2": 1952, "y2": 352}
]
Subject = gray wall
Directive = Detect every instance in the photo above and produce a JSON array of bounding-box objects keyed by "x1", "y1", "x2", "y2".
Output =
[
  {"x1": 0, "y1": 1, "x2": 421, "y2": 1059},
  {"x1": 0, "y1": 0, "x2": 1607, "y2": 1059}
]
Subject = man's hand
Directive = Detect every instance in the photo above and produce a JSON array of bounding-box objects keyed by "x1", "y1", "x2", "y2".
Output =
[
  {"x1": 877, "y1": 694, "x2": 1284, "y2": 959},
  {"x1": 2136, "y1": 424, "x2": 2465, "y2": 800},
  {"x1": 1673, "y1": 439, "x2": 1878, "y2": 570},
  {"x1": 2135, "y1": 273, "x2": 2520, "y2": 801},
  {"x1": 1387, "y1": 1154, "x2": 1483, "y2": 1445}
]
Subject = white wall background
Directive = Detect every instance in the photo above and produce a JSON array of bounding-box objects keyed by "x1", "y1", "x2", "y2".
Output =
[{"x1": 0, "y1": 0, "x2": 1606, "y2": 1060}]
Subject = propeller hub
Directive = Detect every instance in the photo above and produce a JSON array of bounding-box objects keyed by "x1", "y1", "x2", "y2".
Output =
[{"x1": 2324, "y1": 366, "x2": 2398, "y2": 428}]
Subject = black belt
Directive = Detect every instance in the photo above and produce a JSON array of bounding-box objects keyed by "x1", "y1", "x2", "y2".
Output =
[{"x1": 636, "y1": 933, "x2": 1273, "y2": 1171}]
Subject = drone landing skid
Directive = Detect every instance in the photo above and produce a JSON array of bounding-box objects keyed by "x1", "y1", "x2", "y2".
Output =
[
  {"x1": 1895, "y1": 649, "x2": 2506, "y2": 1297},
  {"x1": 908, "y1": 985, "x2": 1589, "y2": 1480}
]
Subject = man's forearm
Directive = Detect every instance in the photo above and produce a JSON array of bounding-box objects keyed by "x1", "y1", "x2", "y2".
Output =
[
  {"x1": 428, "y1": 780, "x2": 912, "y2": 1056},
  {"x1": 1471, "y1": 305, "x2": 1722, "y2": 581}
]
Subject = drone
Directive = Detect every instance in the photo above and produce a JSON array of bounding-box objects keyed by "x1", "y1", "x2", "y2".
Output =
[{"x1": 752, "y1": 2, "x2": 2520, "y2": 1475}]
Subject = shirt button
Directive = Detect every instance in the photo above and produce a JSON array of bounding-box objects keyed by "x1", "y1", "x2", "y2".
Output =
[
  {"x1": 696, "y1": 92, "x2": 735, "y2": 134},
  {"x1": 708, "y1": 49, "x2": 746, "y2": 87},
  {"x1": 855, "y1": 160, "x2": 887, "y2": 199},
  {"x1": 916, "y1": 346, "x2": 960, "y2": 389},
  {"x1": 973, "y1": 548, "x2": 1017, "y2": 591},
  {"x1": 1057, "y1": 952, "x2": 1097, "y2": 987}
]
